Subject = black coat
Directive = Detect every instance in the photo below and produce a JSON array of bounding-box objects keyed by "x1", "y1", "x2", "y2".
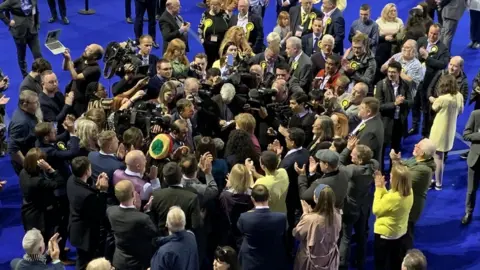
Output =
[
  {"x1": 323, "y1": 8, "x2": 345, "y2": 54},
  {"x1": 158, "y1": 11, "x2": 189, "y2": 53},
  {"x1": 289, "y1": 6, "x2": 323, "y2": 37},
  {"x1": 67, "y1": 176, "x2": 107, "y2": 251},
  {"x1": 417, "y1": 37, "x2": 450, "y2": 91},
  {"x1": 20, "y1": 169, "x2": 65, "y2": 232},
  {"x1": 375, "y1": 78, "x2": 413, "y2": 144}
]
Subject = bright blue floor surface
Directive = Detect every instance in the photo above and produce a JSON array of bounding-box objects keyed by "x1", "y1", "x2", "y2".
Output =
[{"x1": 0, "y1": 0, "x2": 479, "y2": 269}]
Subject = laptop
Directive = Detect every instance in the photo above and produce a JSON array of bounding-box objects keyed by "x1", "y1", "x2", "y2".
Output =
[{"x1": 45, "y1": 29, "x2": 66, "y2": 55}]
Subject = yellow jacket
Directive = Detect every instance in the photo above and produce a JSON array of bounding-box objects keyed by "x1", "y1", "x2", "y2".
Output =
[
  {"x1": 372, "y1": 187, "x2": 413, "y2": 238},
  {"x1": 254, "y1": 168, "x2": 289, "y2": 214}
]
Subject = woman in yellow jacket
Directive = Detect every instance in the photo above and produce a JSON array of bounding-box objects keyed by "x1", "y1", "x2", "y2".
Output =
[{"x1": 372, "y1": 164, "x2": 413, "y2": 270}]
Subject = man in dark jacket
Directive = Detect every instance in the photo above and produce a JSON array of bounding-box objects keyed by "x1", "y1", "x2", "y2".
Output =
[
  {"x1": 67, "y1": 157, "x2": 109, "y2": 270},
  {"x1": 150, "y1": 206, "x2": 199, "y2": 270},
  {"x1": 229, "y1": 0, "x2": 264, "y2": 54},
  {"x1": 390, "y1": 138, "x2": 436, "y2": 248},
  {"x1": 343, "y1": 33, "x2": 376, "y2": 93}
]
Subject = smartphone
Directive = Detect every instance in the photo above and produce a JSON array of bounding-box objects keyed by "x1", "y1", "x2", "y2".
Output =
[{"x1": 227, "y1": 54, "x2": 234, "y2": 66}]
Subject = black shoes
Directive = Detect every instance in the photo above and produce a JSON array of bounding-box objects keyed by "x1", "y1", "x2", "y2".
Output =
[
  {"x1": 461, "y1": 213, "x2": 472, "y2": 225},
  {"x1": 460, "y1": 152, "x2": 469, "y2": 160},
  {"x1": 48, "y1": 17, "x2": 69, "y2": 24},
  {"x1": 153, "y1": 42, "x2": 159, "y2": 49},
  {"x1": 468, "y1": 41, "x2": 480, "y2": 49},
  {"x1": 126, "y1": 17, "x2": 133, "y2": 24}
]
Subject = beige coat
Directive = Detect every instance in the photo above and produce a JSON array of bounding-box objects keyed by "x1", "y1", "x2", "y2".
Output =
[{"x1": 429, "y1": 92, "x2": 464, "y2": 152}]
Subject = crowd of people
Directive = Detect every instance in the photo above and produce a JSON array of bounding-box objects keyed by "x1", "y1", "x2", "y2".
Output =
[{"x1": 1, "y1": 0, "x2": 479, "y2": 269}]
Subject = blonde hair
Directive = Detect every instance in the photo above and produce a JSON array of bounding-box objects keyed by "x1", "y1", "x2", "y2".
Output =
[
  {"x1": 167, "y1": 206, "x2": 186, "y2": 232},
  {"x1": 85, "y1": 108, "x2": 106, "y2": 131},
  {"x1": 390, "y1": 164, "x2": 412, "y2": 197},
  {"x1": 235, "y1": 113, "x2": 256, "y2": 134},
  {"x1": 86, "y1": 258, "x2": 112, "y2": 270},
  {"x1": 228, "y1": 164, "x2": 253, "y2": 193},
  {"x1": 380, "y1": 3, "x2": 399, "y2": 23},
  {"x1": 76, "y1": 118, "x2": 99, "y2": 150},
  {"x1": 164, "y1": 38, "x2": 189, "y2": 66},
  {"x1": 219, "y1": 26, "x2": 253, "y2": 57}
]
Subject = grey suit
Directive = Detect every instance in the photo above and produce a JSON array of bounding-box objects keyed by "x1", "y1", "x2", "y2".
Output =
[
  {"x1": 463, "y1": 110, "x2": 480, "y2": 214},
  {"x1": 0, "y1": 0, "x2": 42, "y2": 78},
  {"x1": 440, "y1": 0, "x2": 466, "y2": 49},
  {"x1": 289, "y1": 52, "x2": 313, "y2": 92}
]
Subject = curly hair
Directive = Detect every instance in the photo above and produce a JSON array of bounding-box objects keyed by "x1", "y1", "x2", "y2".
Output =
[
  {"x1": 225, "y1": 129, "x2": 258, "y2": 164},
  {"x1": 219, "y1": 26, "x2": 253, "y2": 57}
]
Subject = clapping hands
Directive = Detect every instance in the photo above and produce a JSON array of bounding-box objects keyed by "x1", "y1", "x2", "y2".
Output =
[
  {"x1": 267, "y1": 139, "x2": 283, "y2": 156},
  {"x1": 96, "y1": 172, "x2": 109, "y2": 192}
]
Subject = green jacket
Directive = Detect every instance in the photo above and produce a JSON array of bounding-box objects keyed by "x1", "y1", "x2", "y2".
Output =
[{"x1": 402, "y1": 157, "x2": 436, "y2": 223}]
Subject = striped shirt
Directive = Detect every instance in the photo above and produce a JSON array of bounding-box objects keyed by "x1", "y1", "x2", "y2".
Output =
[{"x1": 391, "y1": 53, "x2": 425, "y2": 91}]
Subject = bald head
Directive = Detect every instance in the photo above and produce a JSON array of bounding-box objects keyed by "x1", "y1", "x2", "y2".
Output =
[
  {"x1": 414, "y1": 138, "x2": 436, "y2": 159},
  {"x1": 166, "y1": 0, "x2": 180, "y2": 14},
  {"x1": 84, "y1": 44, "x2": 104, "y2": 61},
  {"x1": 448, "y1": 56, "x2": 464, "y2": 76},
  {"x1": 250, "y1": 64, "x2": 263, "y2": 78},
  {"x1": 114, "y1": 180, "x2": 134, "y2": 203},
  {"x1": 125, "y1": 150, "x2": 147, "y2": 174}
]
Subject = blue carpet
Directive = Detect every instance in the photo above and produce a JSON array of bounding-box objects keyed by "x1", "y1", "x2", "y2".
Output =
[{"x1": 0, "y1": 0, "x2": 478, "y2": 269}]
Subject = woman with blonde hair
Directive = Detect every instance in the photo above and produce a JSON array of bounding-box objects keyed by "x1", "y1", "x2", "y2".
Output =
[
  {"x1": 150, "y1": 80, "x2": 179, "y2": 115},
  {"x1": 429, "y1": 73, "x2": 464, "y2": 190},
  {"x1": 373, "y1": 164, "x2": 413, "y2": 270},
  {"x1": 375, "y1": 3, "x2": 404, "y2": 80},
  {"x1": 75, "y1": 118, "x2": 99, "y2": 156},
  {"x1": 219, "y1": 163, "x2": 254, "y2": 249},
  {"x1": 293, "y1": 184, "x2": 342, "y2": 269},
  {"x1": 163, "y1": 38, "x2": 189, "y2": 79},
  {"x1": 219, "y1": 26, "x2": 253, "y2": 59}
]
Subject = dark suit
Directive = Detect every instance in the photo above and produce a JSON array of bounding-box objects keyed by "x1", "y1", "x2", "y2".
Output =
[
  {"x1": 412, "y1": 37, "x2": 449, "y2": 132},
  {"x1": 289, "y1": 52, "x2": 313, "y2": 91},
  {"x1": 237, "y1": 208, "x2": 287, "y2": 270},
  {"x1": 107, "y1": 206, "x2": 157, "y2": 270},
  {"x1": 134, "y1": 0, "x2": 156, "y2": 41},
  {"x1": 150, "y1": 186, "x2": 202, "y2": 236},
  {"x1": 10, "y1": 259, "x2": 65, "y2": 270},
  {"x1": 47, "y1": 0, "x2": 66, "y2": 19},
  {"x1": 301, "y1": 33, "x2": 322, "y2": 57},
  {"x1": 289, "y1": 6, "x2": 323, "y2": 37},
  {"x1": 158, "y1": 10, "x2": 189, "y2": 54},
  {"x1": 323, "y1": 8, "x2": 345, "y2": 54},
  {"x1": 248, "y1": 52, "x2": 286, "y2": 76},
  {"x1": 67, "y1": 176, "x2": 108, "y2": 270},
  {"x1": 464, "y1": 110, "x2": 480, "y2": 215},
  {"x1": 375, "y1": 78, "x2": 413, "y2": 150},
  {"x1": 353, "y1": 115, "x2": 385, "y2": 170},
  {"x1": 310, "y1": 51, "x2": 331, "y2": 77},
  {"x1": 0, "y1": 0, "x2": 42, "y2": 78},
  {"x1": 276, "y1": 0, "x2": 298, "y2": 16},
  {"x1": 229, "y1": 13, "x2": 264, "y2": 54},
  {"x1": 39, "y1": 92, "x2": 71, "y2": 134}
]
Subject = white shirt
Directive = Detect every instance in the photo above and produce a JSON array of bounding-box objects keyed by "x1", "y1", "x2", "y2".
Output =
[
  {"x1": 351, "y1": 115, "x2": 375, "y2": 135},
  {"x1": 237, "y1": 13, "x2": 249, "y2": 31},
  {"x1": 99, "y1": 150, "x2": 116, "y2": 157},
  {"x1": 285, "y1": 146, "x2": 303, "y2": 158},
  {"x1": 119, "y1": 204, "x2": 136, "y2": 209},
  {"x1": 255, "y1": 206, "x2": 270, "y2": 209}
]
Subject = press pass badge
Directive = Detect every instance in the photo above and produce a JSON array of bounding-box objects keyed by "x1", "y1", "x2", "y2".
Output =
[
  {"x1": 210, "y1": 35, "x2": 218, "y2": 42},
  {"x1": 295, "y1": 25, "x2": 304, "y2": 37}
]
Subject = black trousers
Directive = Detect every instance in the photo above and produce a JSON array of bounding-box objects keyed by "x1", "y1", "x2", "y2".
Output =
[
  {"x1": 411, "y1": 88, "x2": 428, "y2": 132},
  {"x1": 465, "y1": 159, "x2": 480, "y2": 214},
  {"x1": 13, "y1": 32, "x2": 42, "y2": 78},
  {"x1": 374, "y1": 233, "x2": 408, "y2": 270},
  {"x1": 382, "y1": 119, "x2": 404, "y2": 173},
  {"x1": 339, "y1": 206, "x2": 369, "y2": 270},
  {"x1": 134, "y1": 0, "x2": 156, "y2": 40},
  {"x1": 471, "y1": 10, "x2": 480, "y2": 43},
  {"x1": 125, "y1": 0, "x2": 132, "y2": 18},
  {"x1": 203, "y1": 41, "x2": 220, "y2": 69},
  {"x1": 56, "y1": 195, "x2": 70, "y2": 260},
  {"x1": 47, "y1": 0, "x2": 67, "y2": 18},
  {"x1": 156, "y1": 0, "x2": 166, "y2": 16},
  {"x1": 404, "y1": 221, "x2": 415, "y2": 251}
]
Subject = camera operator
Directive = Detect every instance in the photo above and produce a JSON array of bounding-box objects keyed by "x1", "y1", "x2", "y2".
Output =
[
  {"x1": 188, "y1": 53, "x2": 208, "y2": 81},
  {"x1": 112, "y1": 35, "x2": 158, "y2": 96},
  {"x1": 146, "y1": 59, "x2": 173, "y2": 100},
  {"x1": 62, "y1": 45, "x2": 104, "y2": 117}
]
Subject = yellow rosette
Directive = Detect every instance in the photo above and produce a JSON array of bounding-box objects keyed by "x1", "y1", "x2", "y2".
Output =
[
  {"x1": 203, "y1": 18, "x2": 213, "y2": 37},
  {"x1": 323, "y1": 17, "x2": 332, "y2": 34},
  {"x1": 245, "y1": 22, "x2": 254, "y2": 40},
  {"x1": 430, "y1": 45, "x2": 438, "y2": 54},
  {"x1": 358, "y1": 122, "x2": 366, "y2": 132},
  {"x1": 341, "y1": 99, "x2": 350, "y2": 109},
  {"x1": 292, "y1": 62, "x2": 298, "y2": 71},
  {"x1": 260, "y1": 61, "x2": 267, "y2": 71},
  {"x1": 402, "y1": 67, "x2": 406, "y2": 73},
  {"x1": 349, "y1": 61, "x2": 359, "y2": 70},
  {"x1": 57, "y1": 142, "x2": 66, "y2": 151},
  {"x1": 308, "y1": 13, "x2": 317, "y2": 30},
  {"x1": 317, "y1": 40, "x2": 322, "y2": 49},
  {"x1": 326, "y1": 17, "x2": 332, "y2": 25}
]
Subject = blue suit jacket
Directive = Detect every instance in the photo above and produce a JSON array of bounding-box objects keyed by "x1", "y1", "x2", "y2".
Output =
[
  {"x1": 324, "y1": 8, "x2": 345, "y2": 54},
  {"x1": 237, "y1": 208, "x2": 287, "y2": 270}
]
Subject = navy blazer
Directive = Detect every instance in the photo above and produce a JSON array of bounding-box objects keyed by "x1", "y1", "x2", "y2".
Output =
[
  {"x1": 36, "y1": 133, "x2": 80, "y2": 181},
  {"x1": 301, "y1": 33, "x2": 323, "y2": 57},
  {"x1": 280, "y1": 148, "x2": 310, "y2": 212},
  {"x1": 323, "y1": 8, "x2": 345, "y2": 54},
  {"x1": 237, "y1": 208, "x2": 287, "y2": 270},
  {"x1": 135, "y1": 53, "x2": 159, "y2": 77},
  {"x1": 39, "y1": 92, "x2": 71, "y2": 134}
]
